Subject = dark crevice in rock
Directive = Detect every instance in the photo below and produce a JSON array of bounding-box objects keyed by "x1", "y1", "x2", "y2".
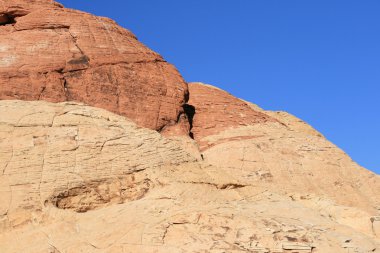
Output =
[
  {"x1": 0, "y1": 11, "x2": 30, "y2": 26},
  {"x1": 63, "y1": 76, "x2": 69, "y2": 100},
  {"x1": 183, "y1": 104, "x2": 195, "y2": 139},
  {"x1": 0, "y1": 14, "x2": 16, "y2": 26}
]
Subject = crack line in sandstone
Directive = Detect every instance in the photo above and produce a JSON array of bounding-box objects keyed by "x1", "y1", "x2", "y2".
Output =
[
  {"x1": 96, "y1": 16, "x2": 120, "y2": 55},
  {"x1": 38, "y1": 86, "x2": 46, "y2": 100},
  {"x1": 14, "y1": 25, "x2": 70, "y2": 32},
  {"x1": 12, "y1": 59, "x2": 165, "y2": 79},
  {"x1": 62, "y1": 75, "x2": 70, "y2": 100},
  {"x1": 370, "y1": 217, "x2": 378, "y2": 237},
  {"x1": 38, "y1": 148, "x2": 48, "y2": 207},
  {"x1": 100, "y1": 135, "x2": 127, "y2": 151},
  {"x1": 3, "y1": 184, "x2": 13, "y2": 219},
  {"x1": 2, "y1": 146, "x2": 13, "y2": 176},
  {"x1": 48, "y1": 243, "x2": 62, "y2": 253},
  {"x1": 178, "y1": 181, "x2": 247, "y2": 190},
  {"x1": 110, "y1": 64, "x2": 121, "y2": 114},
  {"x1": 41, "y1": 230, "x2": 63, "y2": 253},
  {"x1": 68, "y1": 29, "x2": 86, "y2": 57}
]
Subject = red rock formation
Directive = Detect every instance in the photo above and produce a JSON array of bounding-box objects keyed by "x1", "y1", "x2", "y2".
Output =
[
  {"x1": 188, "y1": 82, "x2": 277, "y2": 150},
  {"x1": 0, "y1": 0, "x2": 188, "y2": 132}
]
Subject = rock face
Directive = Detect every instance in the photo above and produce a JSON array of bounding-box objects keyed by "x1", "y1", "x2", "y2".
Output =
[
  {"x1": 187, "y1": 82, "x2": 277, "y2": 150},
  {"x1": 0, "y1": 1, "x2": 379, "y2": 252},
  {"x1": 0, "y1": 100, "x2": 196, "y2": 225},
  {"x1": 0, "y1": 100, "x2": 379, "y2": 253},
  {"x1": 0, "y1": 0, "x2": 188, "y2": 132},
  {"x1": 189, "y1": 83, "x2": 379, "y2": 213}
]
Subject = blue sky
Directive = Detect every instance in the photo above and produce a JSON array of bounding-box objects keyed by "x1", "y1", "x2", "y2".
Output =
[{"x1": 58, "y1": 1, "x2": 380, "y2": 174}]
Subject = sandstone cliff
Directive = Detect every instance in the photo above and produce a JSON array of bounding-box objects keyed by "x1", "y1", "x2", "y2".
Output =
[{"x1": 0, "y1": 1, "x2": 379, "y2": 253}]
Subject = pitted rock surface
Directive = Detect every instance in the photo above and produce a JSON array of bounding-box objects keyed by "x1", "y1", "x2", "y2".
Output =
[{"x1": 0, "y1": 0, "x2": 188, "y2": 132}]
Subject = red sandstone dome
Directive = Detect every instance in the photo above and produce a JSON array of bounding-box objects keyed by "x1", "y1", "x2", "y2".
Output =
[{"x1": 0, "y1": 0, "x2": 188, "y2": 133}]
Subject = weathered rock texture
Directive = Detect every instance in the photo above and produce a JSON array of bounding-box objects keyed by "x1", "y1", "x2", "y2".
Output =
[
  {"x1": 0, "y1": 100, "x2": 379, "y2": 253},
  {"x1": 0, "y1": 0, "x2": 188, "y2": 132},
  {"x1": 0, "y1": 100, "x2": 195, "y2": 225},
  {"x1": 190, "y1": 82, "x2": 380, "y2": 213},
  {"x1": 0, "y1": 1, "x2": 379, "y2": 252},
  {"x1": 187, "y1": 82, "x2": 277, "y2": 150}
]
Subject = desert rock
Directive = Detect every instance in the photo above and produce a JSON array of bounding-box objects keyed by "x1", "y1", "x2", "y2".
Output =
[
  {"x1": 0, "y1": 1, "x2": 379, "y2": 252},
  {"x1": 0, "y1": 100, "x2": 379, "y2": 253},
  {"x1": 0, "y1": 0, "x2": 188, "y2": 133},
  {"x1": 190, "y1": 82, "x2": 380, "y2": 239},
  {"x1": 187, "y1": 82, "x2": 277, "y2": 150}
]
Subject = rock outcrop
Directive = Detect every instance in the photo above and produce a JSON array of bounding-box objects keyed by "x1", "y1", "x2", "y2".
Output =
[
  {"x1": 187, "y1": 82, "x2": 277, "y2": 150},
  {"x1": 0, "y1": 100, "x2": 379, "y2": 253},
  {"x1": 0, "y1": 100, "x2": 196, "y2": 225},
  {"x1": 190, "y1": 82, "x2": 380, "y2": 218},
  {"x1": 0, "y1": 1, "x2": 379, "y2": 252},
  {"x1": 0, "y1": 0, "x2": 188, "y2": 133}
]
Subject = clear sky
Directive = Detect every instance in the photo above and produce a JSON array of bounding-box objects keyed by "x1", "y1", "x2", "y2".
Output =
[{"x1": 58, "y1": 1, "x2": 380, "y2": 174}]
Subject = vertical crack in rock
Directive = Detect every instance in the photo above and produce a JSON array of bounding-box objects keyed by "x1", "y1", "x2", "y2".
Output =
[
  {"x1": 63, "y1": 76, "x2": 69, "y2": 99},
  {"x1": 65, "y1": 30, "x2": 90, "y2": 72},
  {"x1": 183, "y1": 104, "x2": 195, "y2": 139},
  {"x1": 2, "y1": 147, "x2": 13, "y2": 176},
  {"x1": 67, "y1": 30, "x2": 85, "y2": 57},
  {"x1": 38, "y1": 149, "x2": 47, "y2": 208}
]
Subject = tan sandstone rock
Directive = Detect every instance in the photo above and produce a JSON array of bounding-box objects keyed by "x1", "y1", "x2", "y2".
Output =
[
  {"x1": 0, "y1": 0, "x2": 188, "y2": 133},
  {"x1": 0, "y1": 100, "x2": 379, "y2": 253},
  {"x1": 189, "y1": 83, "x2": 380, "y2": 242}
]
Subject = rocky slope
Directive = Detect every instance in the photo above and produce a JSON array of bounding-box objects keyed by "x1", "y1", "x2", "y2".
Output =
[
  {"x1": 0, "y1": 100, "x2": 379, "y2": 253},
  {"x1": 0, "y1": 1, "x2": 379, "y2": 253}
]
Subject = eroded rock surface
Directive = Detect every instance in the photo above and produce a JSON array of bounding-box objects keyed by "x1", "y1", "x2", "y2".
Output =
[
  {"x1": 190, "y1": 83, "x2": 379, "y2": 213},
  {"x1": 188, "y1": 83, "x2": 380, "y2": 249},
  {"x1": 0, "y1": 100, "x2": 196, "y2": 227},
  {"x1": 188, "y1": 82, "x2": 277, "y2": 150},
  {"x1": 0, "y1": 0, "x2": 188, "y2": 132},
  {"x1": 0, "y1": 2, "x2": 379, "y2": 252},
  {"x1": 0, "y1": 100, "x2": 379, "y2": 253}
]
